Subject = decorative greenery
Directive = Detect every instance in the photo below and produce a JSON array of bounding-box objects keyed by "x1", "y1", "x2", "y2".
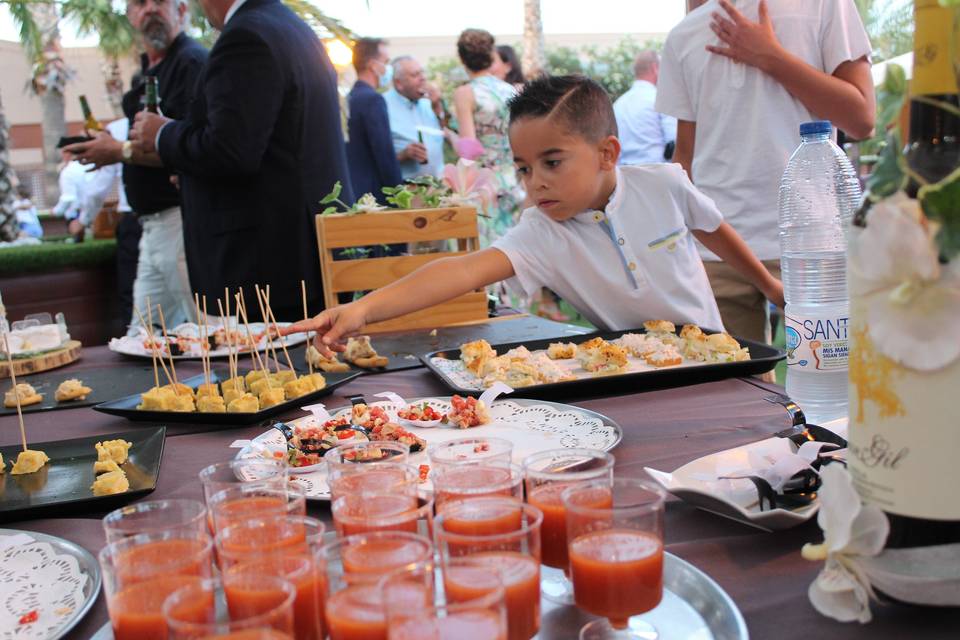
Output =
[
  {"x1": 919, "y1": 167, "x2": 960, "y2": 260},
  {"x1": 319, "y1": 180, "x2": 352, "y2": 215},
  {"x1": 0, "y1": 238, "x2": 116, "y2": 276}
]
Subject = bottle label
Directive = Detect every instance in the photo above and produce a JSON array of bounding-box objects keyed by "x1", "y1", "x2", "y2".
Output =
[
  {"x1": 784, "y1": 311, "x2": 849, "y2": 372},
  {"x1": 911, "y1": 2, "x2": 959, "y2": 96}
]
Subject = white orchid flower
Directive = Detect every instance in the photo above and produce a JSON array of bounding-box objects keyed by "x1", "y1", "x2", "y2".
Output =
[
  {"x1": 352, "y1": 193, "x2": 386, "y2": 213},
  {"x1": 849, "y1": 192, "x2": 960, "y2": 371},
  {"x1": 802, "y1": 465, "x2": 889, "y2": 623}
]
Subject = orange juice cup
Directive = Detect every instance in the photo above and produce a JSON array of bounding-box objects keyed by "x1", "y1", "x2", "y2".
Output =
[
  {"x1": 427, "y1": 436, "x2": 513, "y2": 470},
  {"x1": 327, "y1": 462, "x2": 420, "y2": 502},
  {"x1": 383, "y1": 560, "x2": 507, "y2": 640},
  {"x1": 102, "y1": 499, "x2": 208, "y2": 543},
  {"x1": 333, "y1": 493, "x2": 434, "y2": 538},
  {"x1": 216, "y1": 515, "x2": 326, "y2": 569},
  {"x1": 319, "y1": 532, "x2": 434, "y2": 640},
  {"x1": 208, "y1": 483, "x2": 307, "y2": 533},
  {"x1": 432, "y1": 463, "x2": 522, "y2": 512},
  {"x1": 163, "y1": 575, "x2": 296, "y2": 639},
  {"x1": 523, "y1": 448, "x2": 615, "y2": 604},
  {"x1": 324, "y1": 441, "x2": 410, "y2": 472},
  {"x1": 99, "y1": 530, "x2": 215, "y2": 640},
  {"x1": 226, "y1": 554, "x2": 326, "y2": 640},
  {"x1": 562, "y1": 477, "x2": 666, "y2": 639},
  {"x1": 435, "y1": 498, "x2": 542, "y2": 640}
]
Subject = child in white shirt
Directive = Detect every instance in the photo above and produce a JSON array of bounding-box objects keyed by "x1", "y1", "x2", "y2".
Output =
[{"x1": 289, "y1": 75, "x2": 782, "y2": 349}]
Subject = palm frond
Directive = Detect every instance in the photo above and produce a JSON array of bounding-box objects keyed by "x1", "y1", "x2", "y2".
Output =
[
  {"x1": 282, "y1": 0, "x2": 354, "y2": 42},
  {"x1": 3, "y1": 0, "x2": 43, "y2": 60},
  {"x1": 60, "y1": 0, "x2": 137, "y2": 59}
]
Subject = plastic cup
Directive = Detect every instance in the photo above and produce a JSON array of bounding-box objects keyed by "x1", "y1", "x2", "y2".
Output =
[{"x1": 102, "y1": 499, "x2": 207, "y2": 543}]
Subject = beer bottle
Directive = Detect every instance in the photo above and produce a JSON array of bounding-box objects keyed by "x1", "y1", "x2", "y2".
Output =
[
  {"x1": 79, "y1": 95, "x2": 103, "y2": 132},
  {"x1": 145, "y1": 76, "x2": 161, "y2": 115}
]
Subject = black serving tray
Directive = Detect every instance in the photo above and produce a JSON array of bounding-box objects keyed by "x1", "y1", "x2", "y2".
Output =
[
  {"x1": 0, "y1": 365, "x2": 160, "y2": 416},
  {"x1": 0, "y1": 426, "x2": 165, "y2": 523},
  {"x1": 421, "y1": 328, "x2": 785, "y2": 399},
  {"x1": 93, "y1": 368, "x2": 360, "y2": 424}
]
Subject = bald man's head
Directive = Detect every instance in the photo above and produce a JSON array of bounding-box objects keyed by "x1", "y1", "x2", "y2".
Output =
[
  {"x1": 393, "y1": 56, "x2": 426, "y2": 101},
  {"x1": 633, "y1": 50, "x2": 660, "y2": 83}
]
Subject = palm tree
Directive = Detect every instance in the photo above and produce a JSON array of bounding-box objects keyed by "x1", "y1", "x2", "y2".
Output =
[
  {"x1": 0, "y1": 91, "x2": 21, "y2": 242},
  {"x1": 855, "y1": 0, "x2": 913, "y2": 62},
  {"x1": 522, "y1": 0, "x2": 546, "y2": 78}
]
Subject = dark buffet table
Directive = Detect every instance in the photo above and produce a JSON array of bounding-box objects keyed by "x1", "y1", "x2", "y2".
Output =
[{"x1": 2, "y1": 344, "x2": 955, "y2": 639}]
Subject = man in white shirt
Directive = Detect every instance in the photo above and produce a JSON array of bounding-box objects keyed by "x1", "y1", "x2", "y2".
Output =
[
  {"x1": 384, "y1": 56, "x2": 445, "y2": 180},
  {"x1": 614, "y1": 50, "x2": 676, "y2": 166},
  {"x1": 656, "y1": 0, "x2": 874, "y2": 342},
  {"x1": 51, "y1": 148, "x2": 96, "y2": 240}
]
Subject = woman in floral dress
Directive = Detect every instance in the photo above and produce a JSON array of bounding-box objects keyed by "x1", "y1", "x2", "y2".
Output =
[{"x1": 452, "y1": 28, "x2": 524, "y2": 247}]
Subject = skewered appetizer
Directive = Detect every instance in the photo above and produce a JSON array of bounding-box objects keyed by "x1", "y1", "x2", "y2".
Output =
[
  {"x1": 447, "y1": 395, "x2": 491, "y2": 429},
  {"x1": 305, "y1": 345, "x2": 351, "y2": 372},
  {"x1": 344, "y1": 336, "x2": 389, "y2": 369},
  {"x1": 197, "y1": 395, "x2": 227, "y2": 413},
  {"x1": 259, "y1": 387, "x2": 286, "y2": 409},
  {"x1": 227, "y1": 393, "x2": 260, "y2": 413},
  {"x1": 55, "y1": 378, "x2": 92, "y2": 402},
  {"x1": 10, "y1": 449, "x2": 50, "y2": 475},
  {"x1": 4, "y1": 383, "x2": 42, "y2": 408}
]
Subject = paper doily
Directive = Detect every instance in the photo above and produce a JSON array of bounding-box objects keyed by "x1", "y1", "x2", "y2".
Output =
[{"x1": 0, "y1": 534, "x2": 89, "y2": 640}]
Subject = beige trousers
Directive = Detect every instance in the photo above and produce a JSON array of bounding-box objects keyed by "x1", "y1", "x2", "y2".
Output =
[{"x1": 703, "y1": 259, "x2": 782, "y2": 344}]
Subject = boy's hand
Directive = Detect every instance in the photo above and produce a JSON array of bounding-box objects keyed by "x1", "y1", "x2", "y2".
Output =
[
  {"x1": 765, "y1": 278, "x2": 785, "y2": 309},
  {"x1": 707, "y1": 0, "x2": 783, "y2": 74},
  {"x1": 280, "y1": 302, "x2": 368, "y2": 357}
]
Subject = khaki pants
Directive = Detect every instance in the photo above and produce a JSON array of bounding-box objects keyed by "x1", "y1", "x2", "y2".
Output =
[{"x1": 704, "y1": 259, "x2": 781, "y2": 343}]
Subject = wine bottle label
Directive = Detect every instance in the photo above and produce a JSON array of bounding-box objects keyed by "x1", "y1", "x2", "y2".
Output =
[
  {"x1": 848, "y1": 291, "x2": 960, "y2": 520},
  {"x1": 911, "y1": 1, "x2": 959, "y2": 96},
  {"x1": 784, "y1": 310, "x2": 849, "y2": 372}
]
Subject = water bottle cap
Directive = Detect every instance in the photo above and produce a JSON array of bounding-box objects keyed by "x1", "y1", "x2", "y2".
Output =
[{"x1": 799, "y1": 120, "x2": 832, "y2": 136}]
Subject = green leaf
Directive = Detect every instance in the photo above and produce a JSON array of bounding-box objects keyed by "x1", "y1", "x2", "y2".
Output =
[
  {"x1": 867, "y1": 132, "x2": 908, "y2": 200},
  {"x1": 321, "y1": 206, "x2": 338, "y2": 216},
  {"x1": 881, "y1": 63, "x2": 907, "y2": 95},
  {"x1": 382, "y1": 186, "x2": 397, "y2": 195},
  {"x1": 919, "y1": 167, "x2": 960, "y2": 260},
  {"x1": 320, "y1": 181, "x2": 342, "y2": 204},
  {"x1": 386, "y1": 190, "x2": 414, "y2": 209}
]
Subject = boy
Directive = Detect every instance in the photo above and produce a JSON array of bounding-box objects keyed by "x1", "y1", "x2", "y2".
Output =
[{"x1": 287, "y1": 75, "x2": 782, "y2": 354}]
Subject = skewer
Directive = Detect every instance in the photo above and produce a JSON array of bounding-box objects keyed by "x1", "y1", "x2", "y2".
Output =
[
  {"x1": 301, "y1": 279, "x2": 314, "y2": 377},
  {"x1": 237, "y1": 288, "x2": 258, "y2": 373},
  {"x1": 145, "y1": 295, "x2": 160, "y2": 389},
  {"x1": 254, "y1": 285, "x2": 281, "y2": 375},
  {"x1": 263, "y1": 290, "x2": 296, "y2": 373},
  {"x1": 156, "y1": 306, "x2": 181, "y2": 388},
  {"x1": 3, "y1": 332, "x2": 29, "y2": 452},
  {"x1": 202, "y1": 296, "x2": 211, "y2": 386},
  {"x1": 135, "y1": 307, "x2": 177, "y2": 392},
  {"x1": 194, "y1": 294, "x2": 209, "y2": 387},
  {"x1": 236, "y1": 293, "x2": 273, "y2": 388},
  {"x1": 218, "y1": 298, "x2": 240, "y2": 392}
]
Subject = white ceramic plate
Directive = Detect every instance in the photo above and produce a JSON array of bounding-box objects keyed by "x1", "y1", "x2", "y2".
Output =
[{"x1": 108, "y1": 320, "x2": 307, "y2": 361}]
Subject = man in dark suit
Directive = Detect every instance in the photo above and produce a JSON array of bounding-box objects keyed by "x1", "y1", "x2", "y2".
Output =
[{"x1": 131, "y1": 0, "x2": 352, "y2": 321}]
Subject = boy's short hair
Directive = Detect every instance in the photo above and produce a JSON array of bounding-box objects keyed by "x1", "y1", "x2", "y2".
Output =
[
  {"x1": 353, "y1": 38, "x2": 385, "y2": 75},
  {"x1": 457, "y1": 29, "x2": 495, "y2": 73},
  {"x1": 507, "y1": 75, "x2": 617, "y2": 142}
]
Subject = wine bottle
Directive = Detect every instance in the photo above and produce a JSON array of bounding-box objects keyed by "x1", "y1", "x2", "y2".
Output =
[
  {"x1": 849, "y1": 0, "x2": 960, "y2": 550},
  {"x1": 145, "y1": 76, "x2": 161, "y2": 115},
  {"x1": 79, "y1": 95, "x2": 103, "y2": 132}
]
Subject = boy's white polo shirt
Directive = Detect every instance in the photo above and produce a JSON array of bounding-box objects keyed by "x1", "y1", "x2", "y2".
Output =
[{"x1": 493, "y1": 164, "x2": 725, "y2": 332}]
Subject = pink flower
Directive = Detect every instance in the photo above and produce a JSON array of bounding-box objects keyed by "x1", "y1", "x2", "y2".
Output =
[
  {"x1": 455, "y1": 137, "x2": 485, "y2": 160},
  {"x1": 441, "y1": 159, "x2": 496, "y2": 213}
]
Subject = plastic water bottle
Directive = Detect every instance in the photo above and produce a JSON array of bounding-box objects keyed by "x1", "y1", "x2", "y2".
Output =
[{"x1": 778, "y1": 121, "x2": 860, "y2": 424}]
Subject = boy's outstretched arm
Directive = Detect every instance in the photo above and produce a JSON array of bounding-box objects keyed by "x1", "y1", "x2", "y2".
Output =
[
  {"x1": 282, "y1": 248, "x2": 515, "y2": 355},
  {"x1": 693, "y1": 223, "x2": 784, "y2": 308}
]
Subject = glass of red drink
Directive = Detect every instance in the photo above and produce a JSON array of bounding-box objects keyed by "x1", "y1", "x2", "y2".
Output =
[
  {"x1": 382, "y1": 560, "x2": 508, "y2": 640},
  {"x1": 162, "y1": 574, "x2": 296, "y2": 639},
  {"x1": 208, "y1": 483, "x2": 307, "y2": 533},
  {"x1": 332, "y1": 492, "x2": 434, "y2": 538},
  {"x1": 427, "y1": 436, "x2": 513, "y2": 470},
  {"x1": 199, "y1": 460, "x2": 289, "y2": 532},
  {"x1": 432, "y1": 463, "x2": 523, "y2": 511},
  {"x1": 326, "y1": 461, "x2": 420, "y2": 502},
  {"x1": 103, "y1": 499, "x2": 208, "y2": 543},
  {"x1": 318, "y1": 532, "x2": 434, "y2": 640},
  {"x1": 435, "y1": 498, "x2": 542, "y2": 640},
  {"x1": 216, "y1": 515, "x2": 326, "y2": 570},
  {"x1": 562, "y1": 477, "x2": 667, "y2": 639},
  {"x1": 99, "y1": 530, "x2": 215, "y2": 640},
  {"x1": 523, "y1": 448, "x2": 615, "y2": 604}
]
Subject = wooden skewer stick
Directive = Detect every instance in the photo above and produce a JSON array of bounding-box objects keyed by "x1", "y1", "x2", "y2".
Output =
[
  {"x1": 202, "y1": 296, "x2": 211, "y2": 386},
  {"x1": 218, "y1": 298, "x2": 240, "y2": 392},
  {"x1": 254, "y1": 285, "x2": 281, "y2": 374},
  {"x1": 193, "y1": 293, "x2": 209, "y2": 387},
  {"x1": 135, "y1": 307, "x2": 176, "y2": 391},
  {"x1": 263, "y1": 291, "x2": 296, "y2": 373},
  {"x1": 156, "y1": 305, "x2": 181, "y2": 388},
  {"x1": 3, "y1": 332, "x2": 29, "y2": 452},
  {"x1": 237, "y1": 288, "x2": 258, "y2": 373},
  {"x1": 301, "y1": 279, "x2": 314, "y2": 377},
  {"x1": 236, "y1": 293, "x2": 272, "y2": 388},
  {"x1": 145, "y1": 296, "x2": 160, "y2": 389}
]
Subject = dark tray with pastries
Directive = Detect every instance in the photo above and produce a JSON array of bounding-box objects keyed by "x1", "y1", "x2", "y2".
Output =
[
  {"x1": 421, "y1": 323, "x2": 785, "y2": 399},
  {"x1": 0, "y1": 366, "x2": 161, "y2": 416},
  {"x1": 0, "y1": 426, "x2": 165, "y2": 523},
  {"x1": 93, "y1": 368, "x2": 360, "y2": 424}
]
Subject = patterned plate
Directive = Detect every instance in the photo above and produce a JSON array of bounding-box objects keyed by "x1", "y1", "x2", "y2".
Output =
[
  {"x1": 235, "y1": 397, "x2": 623, "y2": 501},
  {"x1": 0, "y1": 530, "x2": 101, "y2": 640}
]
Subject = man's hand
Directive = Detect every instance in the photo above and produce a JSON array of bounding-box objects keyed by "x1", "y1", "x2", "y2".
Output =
[
  {"x1": 64, "y1": 132, "x2": 122, "y2": 170},
  {"x1": 131, "y1": 111, "x2": 172, "y2": 154},
  {"x1": 706, "y1": 0, "x2": 783, "y2": 73},
  {"x1": 280, "y1": 302, "x2": 369, "y2": 358},
  {"x1": 67, "y1": 220, "x2": 85, "y2": 242},
  {"x1": 398, "y1": 142, "x2": 428, "y2": 163}
]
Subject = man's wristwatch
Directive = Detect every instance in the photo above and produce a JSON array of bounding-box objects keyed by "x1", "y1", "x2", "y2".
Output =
[{"x1": 121, "y1": 141, "x2": 134, "y2": 163}]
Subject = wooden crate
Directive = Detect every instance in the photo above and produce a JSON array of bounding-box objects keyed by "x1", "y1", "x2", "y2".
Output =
[{"x1": 315, "y1": 207, "x2": 487, "y2": 333}]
